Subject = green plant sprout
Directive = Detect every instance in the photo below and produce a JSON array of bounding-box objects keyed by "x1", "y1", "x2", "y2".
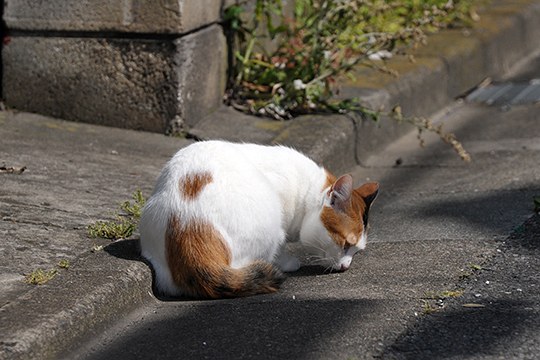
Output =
[
  {"x1": 87, "y1": 190, "x2": 146, "y2": 240},
  {"x1": 25, "y1": 268, "x2": 58, "y2": 285},
  {"x1": 58, "y1": 259, "x2": 70, "y2": 269}
]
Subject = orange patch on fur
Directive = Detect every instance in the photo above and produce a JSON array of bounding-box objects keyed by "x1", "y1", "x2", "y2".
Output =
[
  {"x1": 165, "y1": 215, "x2": 284, "y2": 299},
  {"x1": 166, "y1": 215, "x2": 233, "y2": 298},
  {"x1": 320, "y1": 184, "x2": 367, "y2": 248},
  {"x1": 323, "y1": 170, "x2": 337, "y2": 192},
  {"x1": 180, "y1": 172, "x2": 213, "y2": 200}
]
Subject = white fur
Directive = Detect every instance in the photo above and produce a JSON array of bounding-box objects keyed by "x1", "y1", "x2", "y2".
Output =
[{"x1": 139, "y1": 141, "x2": 361, "y2": 295}]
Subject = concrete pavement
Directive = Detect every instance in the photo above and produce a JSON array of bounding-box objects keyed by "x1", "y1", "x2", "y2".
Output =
[{"x1": 1, "y1": 0, "x2": 540, "y2": 359}]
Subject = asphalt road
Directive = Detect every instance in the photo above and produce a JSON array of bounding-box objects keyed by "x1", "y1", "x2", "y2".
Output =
[{"x1": 66, "y1": 55, "x2": 540, "y2": 360}]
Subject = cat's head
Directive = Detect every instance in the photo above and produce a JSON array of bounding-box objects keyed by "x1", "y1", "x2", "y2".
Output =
[{"x1": 301, "y1": 174, "x2": 379, "y2": 271}]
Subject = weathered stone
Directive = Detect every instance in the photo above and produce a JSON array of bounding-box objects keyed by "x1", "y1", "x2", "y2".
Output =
[
  {"x1": 172, "y1": 25, "x2": 228, "y2": 131},
  {"x1": 476, "y1": 4, "x2": 540, "y2": 76},
  {"x1": 4, "y1": 0, "x2": 223, "y2": 34},
  {"x1": 189, "y1": 105, "x2": 289, "y2": 144},
  {"x1": 413, "y1": 31, "x2": 486, "y2": 97},
  {"x1": 271, "y1": 114, "x2": 356, "y2": 175},
  {"x1": 2, "y1": 25, "x2": 227, "y2": 132}
]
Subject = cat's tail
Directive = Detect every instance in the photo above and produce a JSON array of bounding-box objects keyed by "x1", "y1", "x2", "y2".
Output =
[
  {"x1": 164, "y1": 215, "x2": 285, "y2": 299},
  {"x1": 204, "y1": 261, "x2": 286, "y2": 299},
  {"x1": 170, "y1": 260, "x2": 286, "y2": 299}
]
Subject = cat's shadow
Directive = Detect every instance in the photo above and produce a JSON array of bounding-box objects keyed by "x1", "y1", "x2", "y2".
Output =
[
  {"x1": 104, "y1": 238, "x2": 142, "y2": 261},
  {"x1": 104, "y1": 238, "x2": 334, "y2": 301}
]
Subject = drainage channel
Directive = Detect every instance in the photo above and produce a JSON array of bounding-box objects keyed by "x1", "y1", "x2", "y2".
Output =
[{"x1": 466, "y1": 79, "x2": 540, "y2": 106}]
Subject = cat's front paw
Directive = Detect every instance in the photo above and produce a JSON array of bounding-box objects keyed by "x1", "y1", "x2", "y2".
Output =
[{"x1": 276, "y1": 255, "x2": 301, "y2": 273}]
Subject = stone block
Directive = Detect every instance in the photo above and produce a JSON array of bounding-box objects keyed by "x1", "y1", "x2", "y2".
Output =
[
  {"x1": 2, "y1": 25, "x2": 226, "y2": 133},
  {"x1": 414, "y1": 30, "x2": 486, "y2": 97},
  {"x1": 476, "y1": 4, "x2": 540, "y2": 77},
  {"x1": 4, "y1": 0, "x2": 223, "y2": 34}
]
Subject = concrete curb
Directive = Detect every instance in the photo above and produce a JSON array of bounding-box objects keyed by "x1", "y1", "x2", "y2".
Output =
[
  {"x1": 190, "y1": 0, "x2": 540, "y2": 171},
  {"x1": 1, "y1": 248, "x2": 153, "y2": 360}
]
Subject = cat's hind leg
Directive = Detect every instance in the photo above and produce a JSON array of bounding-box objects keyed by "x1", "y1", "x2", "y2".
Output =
[{"x1": 275, "y1": 248, "x2": 301, "y2": 272}]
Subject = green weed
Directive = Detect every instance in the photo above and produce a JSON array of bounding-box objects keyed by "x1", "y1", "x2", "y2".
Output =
[
  {"x1": 87, "y1": 190, "x2": 146, "y2": 240},
  {"x1": 25, "y1": 268, "x2": 58, "y2": 285},
  {"x1": 58, "y1": 259, "x2": 70, "y2": 269},
  {"x1": 422, "y1": 300, "x2": 438, "y2": 314},
  {"x1": 423, "y1": 289, "x2": 464, "y2": 300},
  {"x1": 120, "y1": 190, "x2": 146, "y2": 219},
  {"x1": 223, "y1": 0, "x2": 481, "y2": 161},
  {"x1": 459, "y1": 271, "x2": 472, "y2": 280},
  {"x1": 87, "y1": 219, "x2": 136, "y2": 240},
  {"x1": 25, "y1": 259, "x2": 70, "y2": 285},
  {"x1": 421, "y1": 289, "x2": 463, "y2": 315}
]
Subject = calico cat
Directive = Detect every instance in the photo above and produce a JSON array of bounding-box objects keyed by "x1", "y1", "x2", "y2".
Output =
[{"x1": 139, "y1": 141, "x2": 378, "y2": 299}]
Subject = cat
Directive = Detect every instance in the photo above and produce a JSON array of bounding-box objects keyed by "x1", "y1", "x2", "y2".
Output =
[{"x1": 139, "y1": 141, "x2": 378, "y2": 299}]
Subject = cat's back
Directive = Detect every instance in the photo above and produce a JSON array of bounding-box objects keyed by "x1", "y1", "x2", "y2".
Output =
[
  {"x1": 152, "y1": 141, "x2": 286, "y2": 207},
  {"x1": 168, "y1": 140, "x2": 240, "y2": 170},
  {"x1": 161, "y1": 141, "x2": 304, "y2": 182},
  {"x1": 166, "y1": 141, "x2": 263, "y2": 174},
  {"x1": 156, "y1": 141, "x2": 245, "y2": 187},
  {"x1": 141, "y1": 141, "x2": 284, "y2": 250}
]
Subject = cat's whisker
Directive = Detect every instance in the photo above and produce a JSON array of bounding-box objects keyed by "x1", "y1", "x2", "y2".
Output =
[
  {"x1": 323, "y1": 264, "x2": 336, "y2": 273},
  {"x1": 304, "y1": 250, "x2": 327, "y2": 260},
  {"x1": 306, "y1": 255, "x2": 335, "y2": 268},
  {"x1": 308, "y1": 258, "x2": 328, "y2": 264},
  {"x1": 303, "y1": 242, "x2": 338, "y2": 269}
]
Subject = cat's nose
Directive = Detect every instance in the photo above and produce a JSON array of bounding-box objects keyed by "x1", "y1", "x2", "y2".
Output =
[{"x1": 340, "y1": 263, "x2": 349, "y2": 271}]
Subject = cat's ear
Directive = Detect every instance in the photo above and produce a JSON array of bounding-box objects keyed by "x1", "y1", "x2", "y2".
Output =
[
  {"x1": 329, "y1": 174, "x2": 353, "y2": 211},
  {"x1": 356, "y1": 182, "x2": 379, "y2": 208}
]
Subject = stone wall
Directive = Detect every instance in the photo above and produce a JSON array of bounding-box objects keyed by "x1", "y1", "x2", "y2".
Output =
[{"x1": 2, "y1": 0, "x2": 234, "y2": 133}]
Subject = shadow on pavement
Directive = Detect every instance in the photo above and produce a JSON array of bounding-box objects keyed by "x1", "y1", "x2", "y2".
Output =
[
  {"x1": 415, "y1": 188, "x2": 539, "y2": 236},
  {"x1": 383, "y1": 299, "x2": 538, "y2": 359},
  {"x1": 381, "y1": 214, "x2": 540, "y2": 359},
  {"x1": 104, "y1": 238, "x2": 142, "y2": 262},
  {"x1": 84, "y1": 297, "x2": 381, "y2": 360}
]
